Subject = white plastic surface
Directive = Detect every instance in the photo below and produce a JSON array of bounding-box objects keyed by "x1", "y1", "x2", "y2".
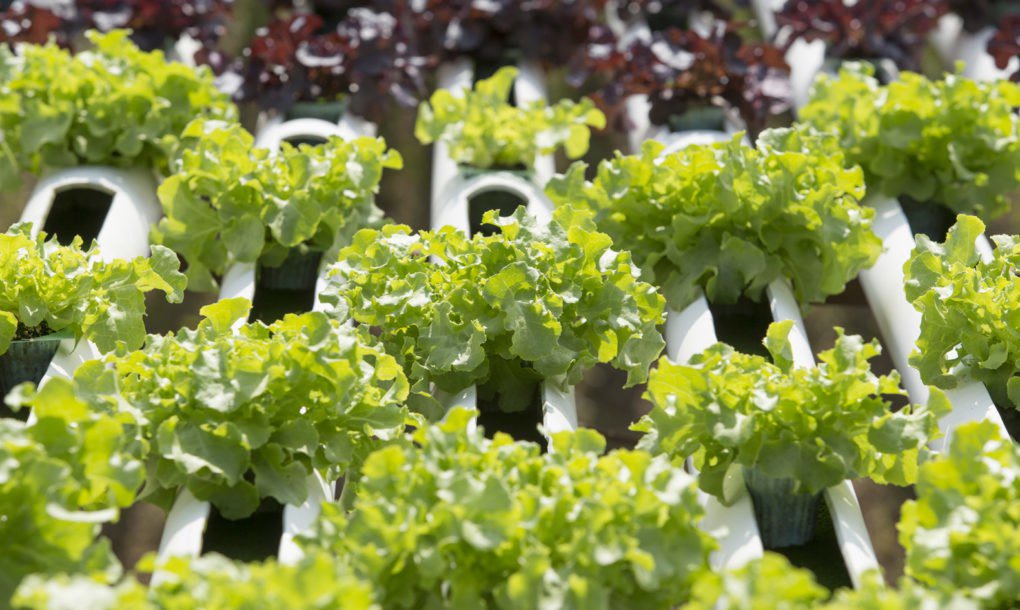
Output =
[
  {"x1": 153, "y1": 488, "x2": 211, "y2": 574},
  {"x1": 665, "y1": 290, "x2": 763, "y2": 570},
  {"x1": 219, "y1": 262, "x2": 257, "y2": 301},
  {"x1": 698, "y1": 492, "x2": 765, "y2": 570},
  {"x1": 857, "y1": 195, "x2": 930, "y2": 406},
  {"x1": 938, "y1": 381, "x2": 1011, "y2": 450},
  {"x1": 278, "y1": 472, "x2": 334, "y2": 564},
  {"x1": 21, "y1": 166, "x2": 161, "y2": 262},
  {"x1": 431, "y1": 59, "x2": 476, "y2": 216},
  {"x1": 514, "y1": 60, "x2": 555, "y2": 187},
  {"x1": 956, "y1": 27, "x2": 1017, "y2": 82},
  {"x1": 766, "y1": 278, "x2": 882, "y2": 587},
  {"x1": 824, "y1": 481, "x2": 883, "y2": 589},
  {"x1": 542, "y1": 379, "x2": 578, "y2": 437},
  {"x1": 665, "y1": 294, "x2": 718, "y2": 363},
  {"x1": 253, "y1": 117, "x2": 362, "y2": 151},
  {"x1": 435, "y1": 170, "x2": 554, "y2": 234}
]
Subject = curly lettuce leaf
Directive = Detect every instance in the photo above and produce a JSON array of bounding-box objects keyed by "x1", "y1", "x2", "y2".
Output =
[
  {"x1": 635, "y1": 322, "x2": 949, "y2": 499},
  {"x1": 0, "y1": 377, "x2": 144, "y2": 606},
  {"x1": 800, "y1": 63, "x2": 1020, "y2": 219},
  {"x1": 73, "y1": 298, "x2": 410, "y2": 519},
  {"x1": 0, "y1": 223, "x2": 186, "y2": 356},
  {"x1": 905, "y1": 214, "x2": 1020, "y2": 410},
  {"x1": 320, "y1": 207, "x2": 665, "y2": 414},
  {"x1": 302, "y1": 408, "x2": 715, "y2": 609},
  {"x1": 548, "y1": 127, "x2": 879, "y2": 311},
  {"x1": 899, "y1": 421, "x2": 1020, "y2": 607},
  {"x1": 0, "y1": 30, "x2": 235, "y2": 182},
  {"x1": 151, "y1": 119, "x2": 401, "y2": 292},
  {"x1": 14, "y1": 551, "x2": 379, "y2": 610},
  {"x1": 415, "y1": 66, "x2": 606, "y2": 169}
]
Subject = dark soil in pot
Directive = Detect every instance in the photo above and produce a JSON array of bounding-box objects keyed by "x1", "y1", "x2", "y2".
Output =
[
  {"x1": 710, "y1": 296, "x2": 773, "y2": 358},
  {"x1": 43, "y1": 186, "x2": 114, "y2": 246},
  {"x1": 898, "y1": 196, "x2": 956, "y2": 243},
  {"x1": 0, "y1": 324, "x2": 63, "y2": 420},
  {"x1": 202, "y1": 497, "x2": 284, "y2": 562},
  {"x1": 469, "y1": 189, "x2": 527, "y2": 236}
]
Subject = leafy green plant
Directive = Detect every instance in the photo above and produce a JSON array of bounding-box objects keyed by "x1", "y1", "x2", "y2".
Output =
[
  {"x1": 899, "y1": 421, "x2": 1020, "y2": 608},
  {"x1": 14, "y1": 551, "x2": 379, "y2": 610},
  {"x1": 0, "y1": 223, "x2": 186, "y2": 356},
  {"x1": 151, "y1": 119, "x2": 402, "y2": 292},
  {"x1": 682, "y1": 552, "x2": 829, "y2": 609},
  {"x1": 415, "y1": 66, "x2": 606, "y2": 169},
  {"x1": 302, "y1": 408, "x2": 715, "y2": 609},
  {"x1": 0, "y1": 30, "x2": 236, "y2": 186},
  {"x1": 319, "y1": 207, "x2": 665, "y2": 415},
  {"x1": 799, "y1": 63, "x2": 1020, "y2": 220},
  {"x1": 634, "y1": 321, "x2": 949, "y2": 502},
  {"x1": 0, "y1": 377, "x2": 145, "y2": 606},
  {"x1": 547, "y1": 127, "x2": 879, "y2": 312},
  {"x1": 683, "y1": 553, "x2": 978, "y2": 609},
  {"x1": 72, "y1": 297, "x2": 411, "y2": 519},
  {"x1": 905, "y1": 215, "x2": 1020, "y2": 411}
]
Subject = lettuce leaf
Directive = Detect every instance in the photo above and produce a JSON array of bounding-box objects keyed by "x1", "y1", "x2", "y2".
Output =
[
  {"x1": 905, "y1": 214, "x2": 1020, "y2": 410},
  {"x1": 0, "y1": 377, "x2": 144, "y2": 606},
  {"x1": 0, "y1": 223, "x2": 186, "y2": 356},
  {"x1": 800, "y1": 63, "x2": 1020, "y2": 219},
  {"x1": 548, "y1": 127, "x2": 879, "y2": 311},
  {"x1": 634, "y1": 321, "x2": 949, "y2": 499},
  {"x1": 415, "y1": 66, "x2": 606, "y2": 169},
  {"x1": 151, "y1": 119, "x2": 401, "y2": 292},
  {"x1": 72, "y1": 298, "x2": 411, "y2": 519},
  {"x1": 0, "y1": 30, "x2": 235, "y2": 184},
  {"x1": 301, "y1": 408, "x2": 715, "y2": 609},
  {"x1": 319, "y1": 207, "x2": 665, "y2": 415},
  {"x1": 14, "y1": 551, "x2": 378, "y2": 610},
  {"x1": 899, "y1": 421, "x2": 1020, "y2": 607}
]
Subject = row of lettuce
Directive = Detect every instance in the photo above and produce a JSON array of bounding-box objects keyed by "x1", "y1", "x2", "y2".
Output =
[
  {"x1": 1, "y1": 27, "x2": 1020, "y2": 609},
  {"x1": 2, "y1": 1, "x2": 1016, "y2": 130},
  {"x1": 4, "y1": 363, "x2": 1018, "y2": 608}
]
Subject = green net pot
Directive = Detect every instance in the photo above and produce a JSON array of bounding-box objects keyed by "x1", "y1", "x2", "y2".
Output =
[
  {"x1": 744, "y1": 465, "x2": 822, "y2": 549},
  {"x1": 257, "y1": 249, "x2": 324, "y2": 292},
  {"x1": 0, "y1": 335, "x2": 63, "y2": 416}
]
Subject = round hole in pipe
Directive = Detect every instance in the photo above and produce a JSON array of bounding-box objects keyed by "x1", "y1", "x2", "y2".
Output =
[
  {"x1": 283, "y1": 135, "x2": 328, "y2": 148},
  {"x1": 43, "y1": 185, "x2": 115, "y2": 246},
  {"x1": 468, "y1": 189, "x2": 527, "y2": 237}
]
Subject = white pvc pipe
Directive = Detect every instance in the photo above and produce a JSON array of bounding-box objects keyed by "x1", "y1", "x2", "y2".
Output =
[
  {"x1": 153, "y1": 488, "x2": 211, "y2": 577},
  {"x1": 541, "y1": 379, "x2": 578, "y2": 437},
  {"x1": 665, "y1": 294, "x2": 718, "y2": 363},
  {"x1": 278, "y1": 471, "x2": 333, "y2": 564},
  {"x1": 956, "y1": 26, "x2": 1017, "y2": 82},
  {"x1": 857, "y1": 195, "x2": 930, "y2": 406},
  {"x1": 431, "y1": 59, "x2": 475, "y2": 214},
  {"x1": 253, "y1": 118, "x2": 356, "y2": 151},
  {"x1": 664, "y1": 294, "x2": 764, "y2": 570},
  {"x1": 766, "y1": 277, "x2": 882, "y2": 587},
  {"x1": 515, "y1": 60, "x2": 555, "y2": 187},
  {"x1": 21, "y1": 166, "x2": 161, "y2": 262},
  {"x1": 939, "y1": 381, "x2": 1011, "y2": 449}
]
